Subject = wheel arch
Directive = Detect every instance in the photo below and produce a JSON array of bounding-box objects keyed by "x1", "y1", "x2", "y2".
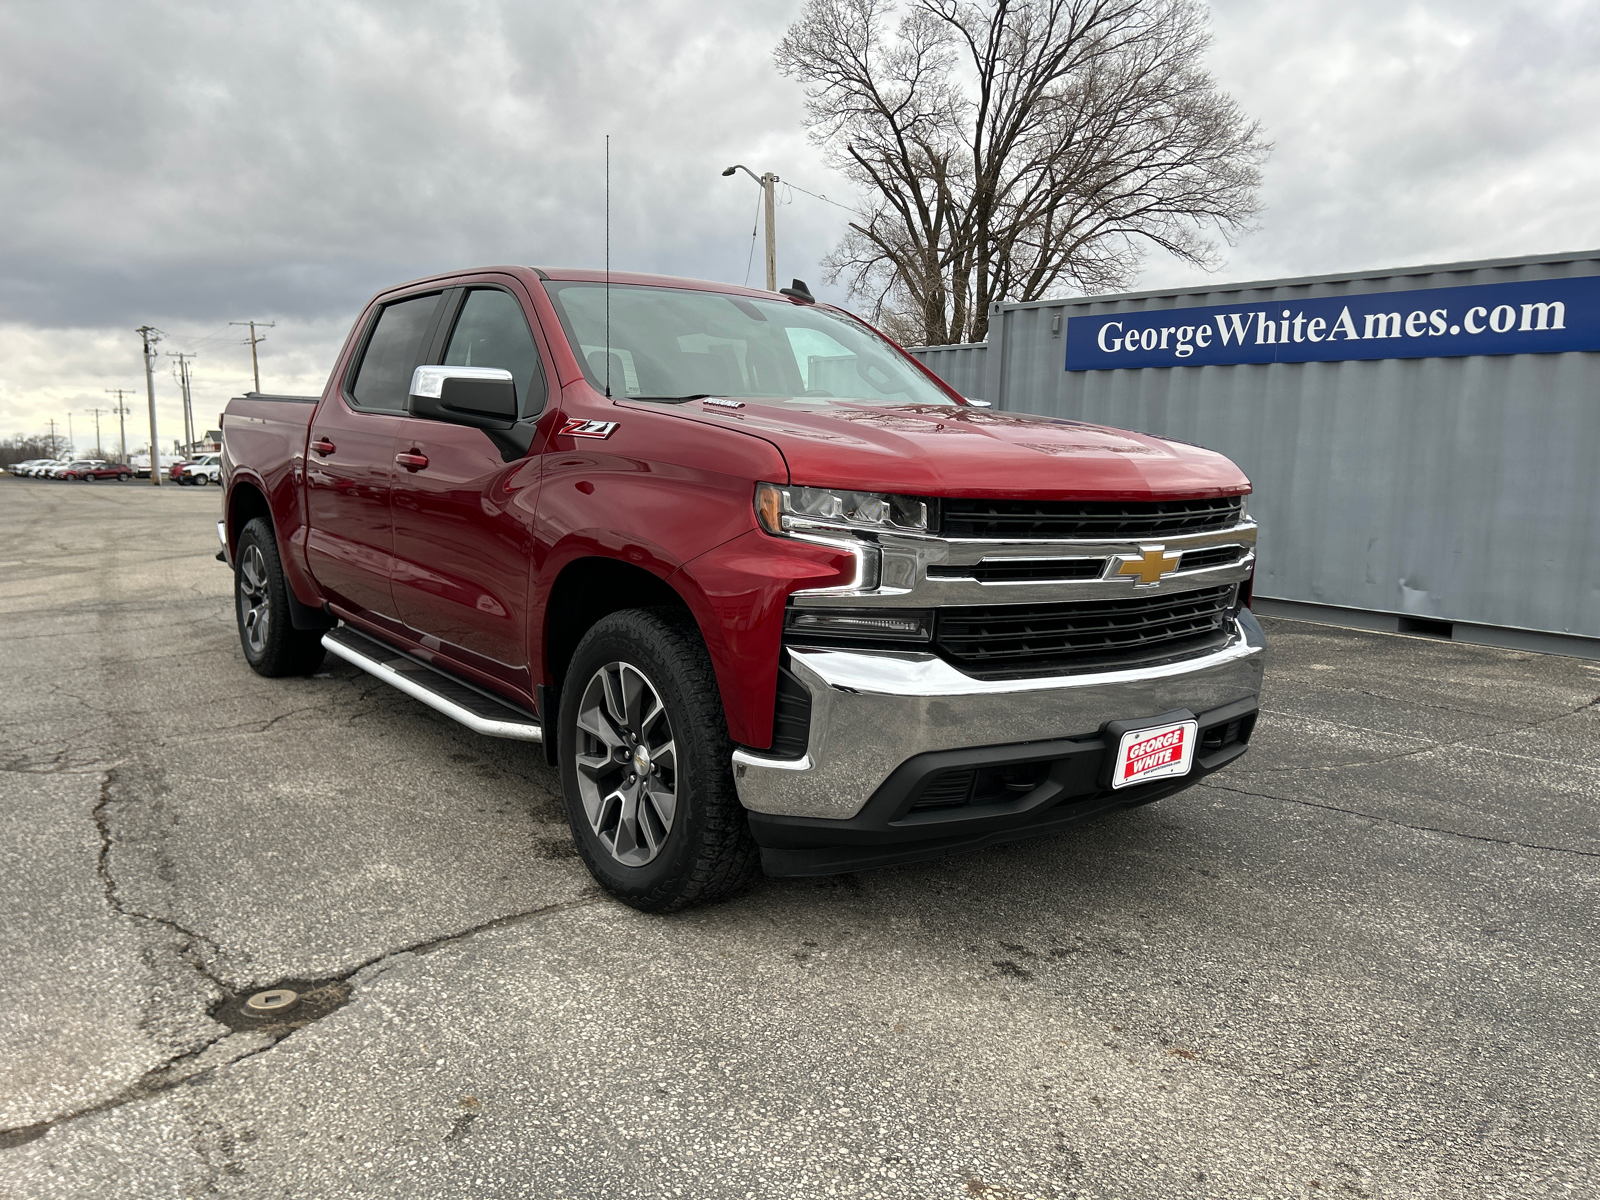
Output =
[
  {"x1": 226, "y1": 479, "x2": 272, "y2": 555},
  {"x1": 541, "y1": 556, "x2": 694, "y2": 700},
  {"x1": 228, "y1": 479, "x2": 332, "y2": 632}
]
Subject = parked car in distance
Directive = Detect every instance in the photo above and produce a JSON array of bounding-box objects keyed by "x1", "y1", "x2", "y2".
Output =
[
  {"x1": 78, "y1": 462, "x2": 134, "y2": 481},
  {"x1": 169, "y1": 460, "x2": 188, "y2": 482},
  {"x1": 179, "y1": 453, "x2": 222, "y2": 486},
  {"x1": 7, "y1": 459, "x2": 53, "y2": 476},
  {"x1": 53, "y1": 460, "x2": 106, "y2": 480}
]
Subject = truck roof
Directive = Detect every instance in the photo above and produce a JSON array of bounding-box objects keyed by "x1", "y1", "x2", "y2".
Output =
[{"x1": 366, "y1": 265, "x2": 806, "y2": 306}]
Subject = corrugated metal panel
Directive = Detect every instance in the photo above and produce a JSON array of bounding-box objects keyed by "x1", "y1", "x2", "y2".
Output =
[
  {"x1": 907, "y1": 250, "x2": 1600, "y2": 641},
  {"x1": 905, "y1": 342, "x2": 989, "y2": 399}
]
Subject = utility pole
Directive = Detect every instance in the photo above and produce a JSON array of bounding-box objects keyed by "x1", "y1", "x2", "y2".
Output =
[
  {"x1": 83, "y1": 407, "x2": 107, "y2": 458},
  {"x1": 46, "y1": 418, "x2": 61, "y2": 458},
  {"x1": 136, "y1": 326, "x2": 163, "y2": 486},
  {"x1": 168, "y1": 351, "x2": 197, "y2": 452},
  {"x1": 722, "y1": 164, "x2": 779, "y2": 291},
  {"x1": 105, "y1": 389, "x2": 135, "y2": 463},
  {"x1": 67, "y1": 413, "x2": 74, "y2": 456},
  {"x1": 230, "y1": 320, "x2": 274, "y2": 393}
]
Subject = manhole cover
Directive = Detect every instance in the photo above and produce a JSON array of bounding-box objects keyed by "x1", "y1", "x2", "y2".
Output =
[{"x1": 244, "y1": 988, "x2": 300, "y2": 1016}]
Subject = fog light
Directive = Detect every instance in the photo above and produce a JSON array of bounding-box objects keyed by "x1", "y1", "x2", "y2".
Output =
[{"x1": 784, "y1": 607, "x2": 933, "y2": 642}]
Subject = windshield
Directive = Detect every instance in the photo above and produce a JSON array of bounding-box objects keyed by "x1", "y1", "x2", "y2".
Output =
[{"x1": 544, "y1": 283, "x2": 956, "y2": 408}]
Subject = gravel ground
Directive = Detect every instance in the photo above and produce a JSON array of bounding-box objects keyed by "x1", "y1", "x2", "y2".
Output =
[{"x1": 1, "y1": 477, "x2": 1596, "y2": 1199}]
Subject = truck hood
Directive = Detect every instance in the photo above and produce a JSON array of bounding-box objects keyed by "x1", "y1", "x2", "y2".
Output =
[{"x1": 639, "y1": 400, "x2": 1249, "y2": 499}]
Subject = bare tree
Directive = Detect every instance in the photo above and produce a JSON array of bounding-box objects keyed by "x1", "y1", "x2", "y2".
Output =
[
  {"x1": 775, "y1": 0, "x2": 1269, "y2": 345},
  {"x1": 0, "y1": 434, "x2": 65, "y2": 468}
]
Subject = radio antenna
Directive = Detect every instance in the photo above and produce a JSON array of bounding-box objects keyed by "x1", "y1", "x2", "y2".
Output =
[{"x1": 605, "y1": 134, "x2": 611, "y2": 399}]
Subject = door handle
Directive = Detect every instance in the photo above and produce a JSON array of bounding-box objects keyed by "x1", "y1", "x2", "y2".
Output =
[
  {"x1": 311, "y1": 439, "x2": 336, "y2": 456},
  {"x1": 395, "y1": 452, "x2": 429, "y2": 471}
]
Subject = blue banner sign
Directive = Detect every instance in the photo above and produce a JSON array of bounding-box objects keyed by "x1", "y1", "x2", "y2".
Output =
[{"x1": 1064, "y1": 274, "x2": 1600, "y2": 371}]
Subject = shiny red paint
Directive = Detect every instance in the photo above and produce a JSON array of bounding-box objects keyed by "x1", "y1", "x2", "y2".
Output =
[{"x1": 222, "y1": 265, "x2": 1252, "y2": 750}]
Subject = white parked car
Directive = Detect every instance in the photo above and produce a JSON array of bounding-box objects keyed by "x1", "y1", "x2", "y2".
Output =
[{"x1": 179, "y1": 453, "x2": 222, "y2": 486}]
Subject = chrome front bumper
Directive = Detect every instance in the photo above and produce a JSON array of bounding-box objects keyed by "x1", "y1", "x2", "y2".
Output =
[{"x1": 732, "y1": 609, "x2": 1266, "y2": 820}]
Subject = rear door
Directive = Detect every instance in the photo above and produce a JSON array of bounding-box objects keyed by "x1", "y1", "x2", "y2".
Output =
[
  {"x1": 390, "y1": 281, "x2": 551, "y2": 698},
  {"x1": 304, "y1": 290, "x2": 444, "y2": 622}
]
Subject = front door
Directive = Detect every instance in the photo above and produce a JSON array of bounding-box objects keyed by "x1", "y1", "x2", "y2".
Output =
[
  {"x1": 304, "y1": 290, "x2": 442, "y2": 622},
  {"x1": 390, "y1": 285, "x2": 549, "y2": 695}
]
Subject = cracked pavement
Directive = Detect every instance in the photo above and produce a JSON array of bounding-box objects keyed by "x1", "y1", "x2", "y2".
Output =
[{"x1": 1, "y1": 479, "x2": 1597, "y2": 1198}]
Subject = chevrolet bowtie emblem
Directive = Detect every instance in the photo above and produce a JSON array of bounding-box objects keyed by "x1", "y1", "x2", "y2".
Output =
[{"x1": 1114, "y1": 545, "x2": 1181, "y2": 586}]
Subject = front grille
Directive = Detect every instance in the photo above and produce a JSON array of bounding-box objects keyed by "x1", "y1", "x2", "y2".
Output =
[
  {"x1": 908, "y1": 761, "x2": 1052, "y2": 812},
  {"x1": 1200, "y1": 712, "x2": 1257, "y2": 755},
  {"x1": 939, "y1": 495, "x2": 1244, "y2": 540},
  {"x1": 927, "y1": 557, "x2": 1105, "y2": 583},
  {"x1": 934, "y1": 585, "x2": 1235, "y2": 677},
  {"x1": 1177, "y1": 544, "x2": 1246, "y2": 572},
  {"x1": 911, "y1": 769, "x2": 976, "y2": 811}
]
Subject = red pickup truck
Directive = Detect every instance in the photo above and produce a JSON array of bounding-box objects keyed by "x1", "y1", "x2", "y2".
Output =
[{"x1": 219, "y1": 266, "x2": 1264, "y2": 911}]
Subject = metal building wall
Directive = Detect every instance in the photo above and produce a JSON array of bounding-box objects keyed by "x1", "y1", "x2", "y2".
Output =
[
  {"x1": 906, "y1": 250, "x2": 1600, "y2": 647},
  {"x1": 906, "y1": 341, "x2": 989, "y2": 399}
]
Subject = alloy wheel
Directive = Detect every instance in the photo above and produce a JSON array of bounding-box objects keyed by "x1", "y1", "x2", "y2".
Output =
[
  {"x1": 573, "y1": 661, "x2": 678, "y2": 867},
  {"x1": 237, "y1": 544, "x2": 272, "y2": 657}
]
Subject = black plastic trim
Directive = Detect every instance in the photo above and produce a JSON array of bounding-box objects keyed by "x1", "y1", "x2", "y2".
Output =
[
  {"x1": 748, "y1": 694, "x2": 1259, "y2": 876},
  {"x1": 536, "y1": 684, "x2": 559, "y2": 766},
  {"x1": 286, "y1": 593, "x2": 335, "y2": 633}
]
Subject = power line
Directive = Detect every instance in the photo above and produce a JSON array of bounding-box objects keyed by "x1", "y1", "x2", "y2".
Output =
[
  {"x1": 782, "y1": 179, "x2": 861, "y2": 215},
  {"x1": 742, "y1": 187, "x2": 763, "y2": 287}
]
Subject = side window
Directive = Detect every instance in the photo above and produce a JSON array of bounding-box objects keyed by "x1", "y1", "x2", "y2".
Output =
[
  {"x1": 350, "y1": 293, "x2": 441, "y2": 412},
  {"x1": 443, "y1": 289, "x2": 547, "y2": 418}
]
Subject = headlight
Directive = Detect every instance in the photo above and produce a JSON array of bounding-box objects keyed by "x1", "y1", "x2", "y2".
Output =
[{"x1": 755, "y1": 483, "x2": 928, "y2": 536}]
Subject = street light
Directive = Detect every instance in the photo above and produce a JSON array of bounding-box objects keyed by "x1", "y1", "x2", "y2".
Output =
[{"x1": 723, "y1": 164, "x2": 778, "y2": 292}]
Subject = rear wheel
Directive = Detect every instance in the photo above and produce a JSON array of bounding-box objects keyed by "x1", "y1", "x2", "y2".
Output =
[
  {"x1": 118, "y1": 473, "x2": 130, "y2": 482},
  {"x1": 192, "y1": 474, "x2": 207, "y2": 487},
  {"x1": 234, "y1": 517, "x2": 326, "y2": 677},
  {"x1": 558, "y1": 609, "x2": 760, "y2": 912}
]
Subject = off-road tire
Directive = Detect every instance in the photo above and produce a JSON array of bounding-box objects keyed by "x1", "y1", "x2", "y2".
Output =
[
  {"x1": 558, "y1": 609, "x2": 761, "y2": 912},
  {"x1": 234, "y1": 517, "x2": 326, "y2": 677}
]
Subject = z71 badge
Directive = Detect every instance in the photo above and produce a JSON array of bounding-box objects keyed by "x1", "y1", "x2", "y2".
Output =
[{"x1": 560, "y1": 418, "x2": 619, "y2": 439}]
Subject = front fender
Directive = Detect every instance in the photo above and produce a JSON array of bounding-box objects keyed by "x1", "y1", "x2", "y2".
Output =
[{"x1": 671, "y1": 529, "x2": 857, "y2": 749}]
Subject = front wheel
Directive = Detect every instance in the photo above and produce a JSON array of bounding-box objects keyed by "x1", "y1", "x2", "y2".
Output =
[
  {"x1": 118, "y1": 473, "x2": 130, "y2": 482},
  {"x1": 192, "y1": 474, "x2": 207, "y2": 487},
  {"x1": 234, "y1": 517, "x2": 326, "y2": 677},
  {"x1": 558, "y1": 609, "x2": 760, "y2": 912}
]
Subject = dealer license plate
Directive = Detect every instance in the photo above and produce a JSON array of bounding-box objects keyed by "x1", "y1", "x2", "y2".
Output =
[{"x1": 1110, "y1": 718, "x2": 1199, "y2": 789}]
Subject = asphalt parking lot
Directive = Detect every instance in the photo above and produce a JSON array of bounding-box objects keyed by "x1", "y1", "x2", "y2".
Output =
[{"x1": 2, "y1": 479, "x2": 1597, "y2": 1199}]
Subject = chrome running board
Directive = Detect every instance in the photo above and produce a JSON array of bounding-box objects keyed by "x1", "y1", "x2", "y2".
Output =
[{"x1": 322, "y1": 625, "x2": 543, "y2": 742}]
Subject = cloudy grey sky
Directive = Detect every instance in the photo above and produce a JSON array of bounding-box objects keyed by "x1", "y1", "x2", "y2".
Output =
[{"x1": 2, "y1": 0, "x2": 1597, "y2": 448}]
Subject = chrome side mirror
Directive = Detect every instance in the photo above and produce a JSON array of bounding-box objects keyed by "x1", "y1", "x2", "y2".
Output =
[{"x1": 409, "y1": 365, "x2": 517, "y2": 430}]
